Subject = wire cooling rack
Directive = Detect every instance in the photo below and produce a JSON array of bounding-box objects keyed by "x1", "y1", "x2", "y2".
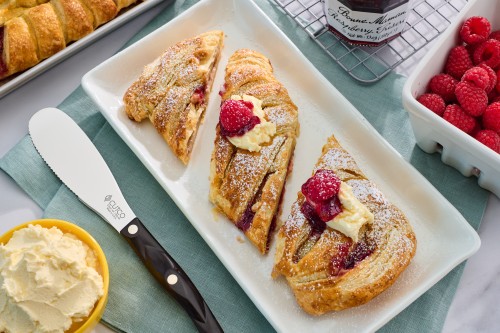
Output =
[{"x1": 271, "y1": 0, "x2": 468, "y2": 83}]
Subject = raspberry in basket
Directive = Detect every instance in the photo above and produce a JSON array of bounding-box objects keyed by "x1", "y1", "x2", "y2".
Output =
[
  {"x1": 428, "y1": 73, "x2": 457, "y2": 102},
  {"x1": 488, "y1": 89, "x2": 499, "y2": 103},
  {"x1": 475, "y1": 130, "x2": 500, "y2": 153},
  {"x1": 443, "y1": 104, "x2": 478, "y2": 134},
  {"x1": 473, "y1": 39, "x2": 500, "y2": 68},
  {"x1": 492, "y1": 94, "x2": 500, "y2": 104},
  {"x1": 460, "y1": 16, "x2": 491, "y2": 45},
  {"x1": 417, "y1": 93, "x2": 446, "y2": 116},
  {"x1": 478, "y1": 64, "x2": 497, "y2": 93},
  {"x1": 455, "y1": 81, "x2": 488, "y2": 116},
  {"x1": 462, "y1": 67, "x2": 490, "y2": 90},
  {"x1": 445, "y1": 46, "x2": 473, "y2": 80},
  {"x1": 482, "y1": 102, "x2": 500, "y2": 134},
  {"x1": 496, "y1": 68, "x2": 500, "y2": 93},
  {"x1": 490, "y1": 30, "x2": 500, "y2": 42}
]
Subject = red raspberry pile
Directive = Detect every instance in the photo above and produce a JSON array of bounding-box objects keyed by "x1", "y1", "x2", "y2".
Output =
[{"x1": 417, "y1": 16, "x2": 500, "y2": 154}]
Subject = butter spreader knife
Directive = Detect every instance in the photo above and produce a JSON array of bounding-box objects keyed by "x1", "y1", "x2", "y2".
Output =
[{"x1": 29, "y1": 108, "x2": 223, "y2": 333}]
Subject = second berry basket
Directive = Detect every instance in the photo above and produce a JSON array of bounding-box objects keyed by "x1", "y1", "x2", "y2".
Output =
[{"x1": 403, "y1": 0, "x2": 500, "y2": 197}]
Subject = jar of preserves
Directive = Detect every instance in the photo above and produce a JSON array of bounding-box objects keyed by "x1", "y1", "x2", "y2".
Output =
[{"x1": 324, "y1": 0, "x2": 411, "y2": 46}]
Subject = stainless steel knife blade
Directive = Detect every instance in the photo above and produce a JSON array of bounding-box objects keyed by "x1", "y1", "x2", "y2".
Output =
[
  {"x1": 29, "y1": 107, "x2": 223, "y2": 333},
  {"x1": 29, "y1": 108, "x2": 134, "y2": 232}
]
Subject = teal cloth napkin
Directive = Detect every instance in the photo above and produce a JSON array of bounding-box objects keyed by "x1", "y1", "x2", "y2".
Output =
[{"x1": 0, "y1": 0, "x2": 489, "y2": 332}]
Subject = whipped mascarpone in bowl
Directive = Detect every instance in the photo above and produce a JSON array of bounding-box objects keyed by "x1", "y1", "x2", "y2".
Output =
[{"x1": 0, "y1": 219, "x2": 109, "y2": 333}]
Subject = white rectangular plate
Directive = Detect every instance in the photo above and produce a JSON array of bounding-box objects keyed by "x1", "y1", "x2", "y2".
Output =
[
  {"x1": 82, "y1": 0, "x2": 481, "y2": 332},
  {"x1": 0, "y1": 0, "x2": 166, "y2": 99}
]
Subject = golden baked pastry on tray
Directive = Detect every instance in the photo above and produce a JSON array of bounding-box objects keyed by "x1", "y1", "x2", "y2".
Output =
[
  {"x1": 209, "y1": 49, "x2": 299, "y2": 254},
  {"x1": 272, "y1": 135, "x2": 417, "y2": 315},
  {"x1": 0, "y1": 0, "x2": 139, "y2": 80},
  {"x1": 123, "y1": 30, "x2": 224, "y2": 164}
]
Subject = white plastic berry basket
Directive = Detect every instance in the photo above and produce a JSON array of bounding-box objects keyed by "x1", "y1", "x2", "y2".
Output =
[{"x1": 402, "y1": 0, "x2": 500, "y2": 198}]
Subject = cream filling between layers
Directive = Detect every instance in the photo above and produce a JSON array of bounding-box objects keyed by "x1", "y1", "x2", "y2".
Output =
[
  {"x1": 227, "y1": 94, "x2": 276, "y2": 152},
  {"x1": 185, "y1": 44, "x2": 222, "y2": 148},
  {"x1": 326, "y1": 182, "x2": 374, "y2": 243}
]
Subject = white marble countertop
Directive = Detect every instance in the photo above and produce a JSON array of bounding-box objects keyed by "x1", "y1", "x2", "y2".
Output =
[{"x1": 0, "y1": 1, "x2": 498, "y2": 332}]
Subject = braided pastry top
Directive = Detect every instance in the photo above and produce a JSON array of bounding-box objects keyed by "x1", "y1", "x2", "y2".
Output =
[
  {"x1": 210, "y1": 49, "x2": 299, "y2": 254},
  {"x1": 273, "y1": 135, "x2": 417, "y2": 314}
]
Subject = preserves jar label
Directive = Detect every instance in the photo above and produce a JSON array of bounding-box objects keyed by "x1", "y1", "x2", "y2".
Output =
[{"x1": 324, "y1": 0, "x2": 410, "y2": 44}]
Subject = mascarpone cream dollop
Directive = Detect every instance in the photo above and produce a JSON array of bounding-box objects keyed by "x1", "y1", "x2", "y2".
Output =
[
  {"x1": 0, "y1": 224, "x2": 104, "y2": 333},
  {"x1": 227, "y1": 94, "x2": 276, "y2": 152},
  {"x1": 326, "y1": 182, "x2": 374, "y2": 242}
]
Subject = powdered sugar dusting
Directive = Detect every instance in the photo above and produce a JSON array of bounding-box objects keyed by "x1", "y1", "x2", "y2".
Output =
[
  {"x1": 274, "y1": 139, "x2": 416, "y2": 312},
  {"x1": 266, "y1": 105, "x2": 295, "y2": 129},
  {"x1": 315, "y1": 148, "x2": 359, "y2": 173}
]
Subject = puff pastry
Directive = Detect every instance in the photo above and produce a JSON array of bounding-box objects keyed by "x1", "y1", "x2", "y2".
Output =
[
  {"x1": 209, "y1": 49, "x2": 299, "y2": 254},
  {"x1": 272, "y1": 135, "x2": 417, "y2": 314},
  {"x1": 123, "y1": 30, "x2": 224, "y2": 164},
  {"x1": 0, "y1": 0, "x2": 139, "y2": 80}
]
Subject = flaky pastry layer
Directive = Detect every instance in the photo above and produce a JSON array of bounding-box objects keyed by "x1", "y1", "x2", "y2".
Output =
[
  {"x1": 273, "y1": 135, "x2": 417, "y2": 315},
  {"x1": 209, "y1": 49, "x2": 299, "y2": 254},
  {"x1": 123, "y1": 30, "x2": 224, "y2": 164}
]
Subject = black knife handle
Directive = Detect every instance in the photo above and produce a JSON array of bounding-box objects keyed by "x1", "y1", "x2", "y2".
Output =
[{"x1": 120, "y1": 217, "x2": 223, "y2": 333}]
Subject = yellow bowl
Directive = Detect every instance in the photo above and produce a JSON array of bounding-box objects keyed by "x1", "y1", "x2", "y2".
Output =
[{"x1": 0, "y1": 219, "x2": 109, "y2": 333}]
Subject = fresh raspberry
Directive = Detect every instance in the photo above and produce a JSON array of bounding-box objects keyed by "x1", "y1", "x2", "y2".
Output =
[
  {"x1": 474, "y1": 130, "x2": 500, "y2": 153},
  {"x1": 443, "y1": 104, "x2": 478, "y2": 134},
  {"x1": 478, "y1": 63, "x2": 497, "y2": 93},
  {"x1": 455, "y1": 81, "x2": 488, "y2": 116},
  {"x1": 488, "y1": 89, "x2": 498, "y2": 103},
  {"x1": 460, "y1": 16, "x2": 491, "y2": 45},
  {"x1": 417, "y1": 93, "x2": 446, "y2": 116},
  {"x1": 466, "y1": 43, "x2": 478, "y2": 58},
  {"x1": 461, "y1": 66, "x2": 490, "y2": 90},
  {"x1": 301, "y1": 169, "x2": 343, "y2": 222},
  {"x1": 482, "y1": 102, "x2": 500, "y2": 134},
  {"x1": 445, "y1": 46, "x2": 474, "y2": 79},
  {"x1": 473, "y1": 39, "x2": 500, "y2": 68},
  {"x1": 219, "y1": 99, "x2": 260, "y2": 137},
  {"x1": 302, "y1": 169, "x2": 341, "y2": 203},
  {"x1": 428, "y1": 73, "x2": 458, "y2": 102},
  {"x1": 496, "y1": 68, "x2": 500, "y2": 93},
  {"x1": 489, "y1": 31, "x2": 500, "y2": 42}
]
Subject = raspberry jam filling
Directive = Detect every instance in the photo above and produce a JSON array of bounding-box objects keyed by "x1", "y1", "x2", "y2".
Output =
[
  {"x1": 344, "y1": 240, "x2": 374, "y2": 270},
  {"x1": 330, "y1": 242, "x2": 351, "y2": 276},
  {"x1": 218, "y1": 83, "x2": 227, "y2": 97},
  {"x1": 236, "y1": 171, "x2": 274, "y2": 233},
  {"x1": 0, "y1": 26, "x2": 7, "y2": 78},
  {"x1": 300, "y1": 202, "x2": 326, "y2": 235},
  {"x1": 329, "y1": 240, "x2": 374, "y2": 276},
  {"x1": 237, "y1": 202, "x2": 255, "y2": 232},
  {"x1": 219, "y1": 99, "x2": 261, "y2": 137},
  {"x1": 191, "y1": 85, "x2": 206, "y2": 105}
]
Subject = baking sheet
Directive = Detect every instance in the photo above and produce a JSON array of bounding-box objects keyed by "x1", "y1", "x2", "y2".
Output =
[{"x1": 0, "y1": 0, "x2": 167, "y2": 99}]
